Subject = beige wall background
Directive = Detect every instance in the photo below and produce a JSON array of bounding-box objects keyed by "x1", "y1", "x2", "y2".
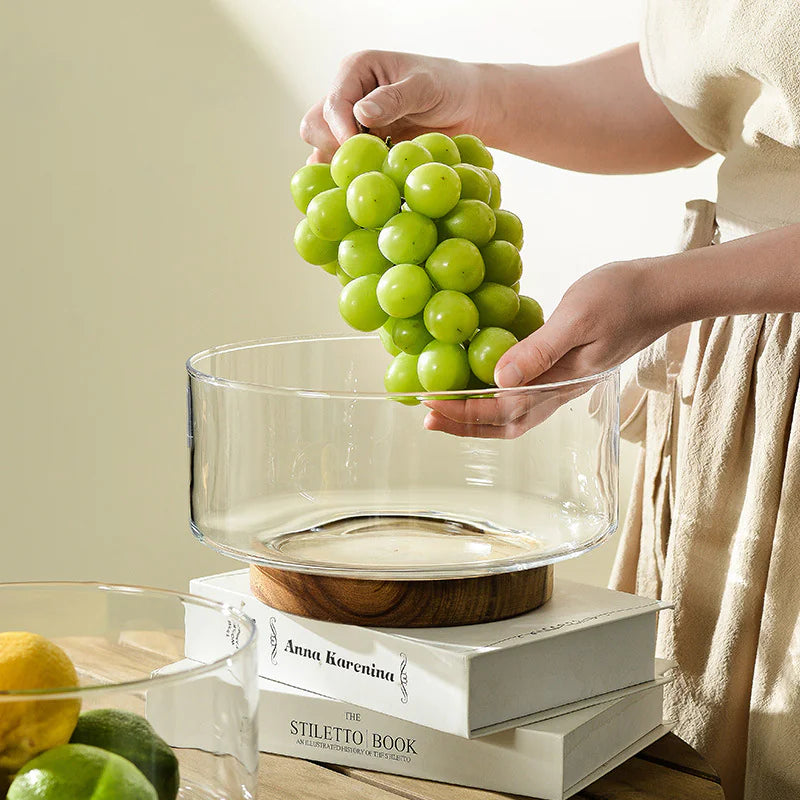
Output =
[{"x1": 0, "y1": 1, "x2": 719, "y2": 590}]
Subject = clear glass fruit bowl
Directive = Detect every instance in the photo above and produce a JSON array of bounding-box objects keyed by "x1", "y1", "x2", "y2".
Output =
[
  {"x1": 0, "y1": 582, "x2": 258, "y2": 799},
  {"x1": 187, "y1": 335, "x2": 619, "y2": 580}
]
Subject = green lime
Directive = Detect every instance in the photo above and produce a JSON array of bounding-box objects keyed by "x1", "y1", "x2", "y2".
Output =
[
  {"x1": 69, "y1": 709, "x2": 180, "y2": 800},
  {"x1": 8, "y1": 743, "x2": 157, "y2": 800}
]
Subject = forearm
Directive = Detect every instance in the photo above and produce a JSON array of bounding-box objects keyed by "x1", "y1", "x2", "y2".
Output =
[
  {"x1": 651, "y1": 223, "x2": 800, "y2": 326},
  {"x1": 473, "y1": 44, "x2": 711, "y2": 174}
]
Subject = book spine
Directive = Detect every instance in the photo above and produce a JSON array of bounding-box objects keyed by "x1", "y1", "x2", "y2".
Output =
[{"x1": 185, "y1": 580, "x2": 471, "y2": 736}]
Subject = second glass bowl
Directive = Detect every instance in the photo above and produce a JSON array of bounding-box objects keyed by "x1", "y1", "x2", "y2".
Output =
[{"x1": 0, "y1": 582, "x2": 258, "y2": 799}]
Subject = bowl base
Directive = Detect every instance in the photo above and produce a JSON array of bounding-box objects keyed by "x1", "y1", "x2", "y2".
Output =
[
  {"x1": 249, "y1": 563, "x2": 554, "y2": 627},
  {"x1": 261, "y1": 513, "x2": 544, "y2": 572}
]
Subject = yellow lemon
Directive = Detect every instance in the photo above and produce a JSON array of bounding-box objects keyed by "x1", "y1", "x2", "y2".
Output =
[{"x1": 0, "y1": 632, "x2": 81, "y2": 774}]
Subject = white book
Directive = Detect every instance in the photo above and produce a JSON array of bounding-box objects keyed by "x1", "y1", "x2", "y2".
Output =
[
  {"x1": 148, "y1": 659, "x2": 672, "y2": 800},
  {"x1": 187, "y1": 569, "x2": 670, "y2": 737}
]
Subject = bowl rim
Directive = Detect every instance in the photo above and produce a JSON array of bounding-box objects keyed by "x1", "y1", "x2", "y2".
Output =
[
  {"x1": 0, "y1": 581, "x2": 257, "y2": 701},
  {"x1": 186, "y1": 333, "x2": 620, "y2": 398}
]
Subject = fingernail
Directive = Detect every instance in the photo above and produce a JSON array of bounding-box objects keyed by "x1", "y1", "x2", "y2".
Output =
[
  {"x1": 496, "y1": 362, "x2": 523, "y2": 388},
  {"x1": 356, "y1": 99, "x2": 382, "y2": 120}
]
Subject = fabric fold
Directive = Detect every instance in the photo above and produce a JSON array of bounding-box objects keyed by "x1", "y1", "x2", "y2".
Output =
[{"x1": 612, "y1": 204, "x2": 800, "y2": 800}]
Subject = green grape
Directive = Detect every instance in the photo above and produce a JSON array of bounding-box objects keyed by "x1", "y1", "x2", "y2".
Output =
[
  {"x1": 493, "y1": 209, "x2": 524, "y2": 249},
  {"x1": 425, "y1": 239, "x2": 485, "y2": 293},
  {"x1": 468, "y1": 327, "x2": 518, "y2": 384},
  {"x1": 413, "y1": 132, "x2": 461, "y2": 166},
  {"x1": 403, "y1": 163, "x2": 461, "y2": 218},
  {"x1": 437, "y1": 199, "x2": 496, "y2": 247},
  {"x1": 479, "y1": 240, "x2": 523, "y2": 286},
  {"x1": 294, "y1": 218, "x2": 339, "y2": 265},
  {"x1": 384, "y1": 353, "x2": 424, "y2": 403},
  {"x1": 336, "y1": 266, "x2": 353, "y2": 285},
  {"x1": 376, "y1": 263, "x2": 432, "y2": 318},
  {"x1": 382, "y1": 141, "x2": 433, "y2": 191},
  {"x1": 338, "y1": 274, "x2": 388, "y2": 331},
  {"x1": 290, "y1": 163, "x2": 337, "y2": 213},
  {"x1": 319, "y1": 260, "x2": 338, "y2": 275},
  {"x1": 481, "y1": 168, "x2": 502, "y2": 209},
  {"x1": 391, "y1": 314, "x2": 433, "y2": 355},
  {"x1": 454, "y1": 164, "x2": 491, "y2": 204},
  {"x1": 470, "y1": 282, "x2": 521, "y2": 328},
  {"x1": 467, "y1": 372, "x2": 491, "y2": 390},
  {"x1": 378, "y1": 211, "x2": 438, "y2": 264},
  {"x1": 345, "y1": 171, "x2": 401, "y2": 229},
  {"x1": 417, "y1": 341, "x2": 471, "y2": 392},
  {"x1": 330, "y1": 133, "x2": 389, "y2": 188},
  {"x1": 424, "y1": 290, "x2": 479, "y2": 343},
  {"x1": 306, "y1": 187, "x2": 357, "y2": 241},
  {"x1": 509, "y1": 295, "x2": 545, "y2": 340},
  {"x1": 453, "y1": 134, "x2": 494, "y2": 169},
  {"x1": 378, "y1": 319, "x2": 401, "y2": 356},
  {"x1": 338, "y1": 229, "x2": 392, "y2": 278}
]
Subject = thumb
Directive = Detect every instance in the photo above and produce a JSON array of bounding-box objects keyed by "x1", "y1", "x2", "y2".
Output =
[
  {"x1": 354, "y1": 73, "x2": 436, "y2": 128},
  {"x1": 494, "y1": 318, "x2": 575, "y2": 387}
]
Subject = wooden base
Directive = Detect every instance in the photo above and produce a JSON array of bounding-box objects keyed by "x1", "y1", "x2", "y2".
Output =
[{"x1": 249, "y1": 564, "x2": 553, "y2": 627}]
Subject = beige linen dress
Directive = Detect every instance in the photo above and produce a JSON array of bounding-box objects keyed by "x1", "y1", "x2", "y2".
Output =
[{"x1": 610, "y1": 2, "x2": 800, "y2": 799}]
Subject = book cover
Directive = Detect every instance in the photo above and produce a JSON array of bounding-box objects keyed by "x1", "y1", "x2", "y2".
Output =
[
  {"x1": 148, "y1": 658, "x2": 672, "y2": 800},
  {"x1": 187, "y1": 569, "x2": 670, "y2": 737}
]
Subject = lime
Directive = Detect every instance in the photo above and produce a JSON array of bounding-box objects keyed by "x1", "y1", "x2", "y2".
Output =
[
  {"x1": 70, "y1": 709, "x2": 179, "y2": 800},
  {"x1": 8, "y1": 743, "x2": 157, "y2": 800},
  {"x1": 0, "y1": 631, "x2": 81, "y2": 773}
]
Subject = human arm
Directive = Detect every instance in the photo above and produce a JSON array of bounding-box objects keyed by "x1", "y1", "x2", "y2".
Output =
[
  {"x1": 300, "y1": 44, "x2": 711, "y2": 173},
  {"x1": 425, "y1": 222, "x2": 800, "y2": 436}
]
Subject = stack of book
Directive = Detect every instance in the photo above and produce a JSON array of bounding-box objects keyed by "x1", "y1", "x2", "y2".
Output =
[{"x1": 155, "y1": 569, "x2": 673, "y2": 799}]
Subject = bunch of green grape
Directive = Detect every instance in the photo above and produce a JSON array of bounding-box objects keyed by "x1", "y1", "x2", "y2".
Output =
[{"x1": 291, "y1": 131, "x2": 544, "y2": 399}]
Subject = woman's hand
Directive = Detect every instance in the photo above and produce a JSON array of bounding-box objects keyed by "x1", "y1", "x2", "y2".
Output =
[
  {"x1": 425, "y1": 258, "x2": 680, "y2": 437},
  {"x1": 300, "y1": 45, "x2": 710, "y2": 173},
  {"x1": 497, "y1": 259, "x2": 677, "y2": 386},
  {"x1": 300, "y1": 50, "x2": 486, "y2": 163}
]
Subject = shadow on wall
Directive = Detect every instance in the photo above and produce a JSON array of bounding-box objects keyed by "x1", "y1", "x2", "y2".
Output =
[{"x1": 0, "y1": 1, "x2": 342, "y2": 587}]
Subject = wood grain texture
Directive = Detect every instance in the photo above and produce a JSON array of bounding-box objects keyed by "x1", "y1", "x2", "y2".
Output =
[
  {"x1": 56, "y1": 635, "x2": 172, "y2": 684},
  {"x1": 259, "y1": 755, "x2": 405, "y2": 800},
  {"x1": 577, "y1": 755, "x2": 725, "y2": 799},
  {"x1": 249, "y1": 564, "x2": 554, "y2": 627},
  {"x1": 326, "y1": 740, "x2": 726, "y2": 800},
  {"x1": 323, "y1": 764, "x2": 525, "y2": 799}
]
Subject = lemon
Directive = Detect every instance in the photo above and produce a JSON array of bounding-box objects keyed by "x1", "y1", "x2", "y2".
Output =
[
  {"x1": 0, "y1": 632, "x2": 81, "y2": 774},
  {"x1": 70, "y1": 709, "x2": 180, "y2": 800},
  {"x1": 7, "y1": 743, "x2": 157, "y2": 800}
]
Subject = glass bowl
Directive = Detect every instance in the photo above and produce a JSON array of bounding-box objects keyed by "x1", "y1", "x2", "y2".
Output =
[
  {"x1": 186, "y1": 335, "x2": 619, "y2": 581},
  {"x1": 0, "y1": 582, "x2": 258, "y2": 799}
]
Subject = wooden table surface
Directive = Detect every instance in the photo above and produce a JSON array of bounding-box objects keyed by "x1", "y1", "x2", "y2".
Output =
[{"x1": 71, "y1": 634, "x2": 725, "y2": 800}]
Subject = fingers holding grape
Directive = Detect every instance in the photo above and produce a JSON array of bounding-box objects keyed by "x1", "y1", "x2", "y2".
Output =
[
  {"x1": 300, "y1": 51, "x2": 485, "y2": 161},
  {"x1": 299, "y1": 101, "x2": 341, "y2": 163}
]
